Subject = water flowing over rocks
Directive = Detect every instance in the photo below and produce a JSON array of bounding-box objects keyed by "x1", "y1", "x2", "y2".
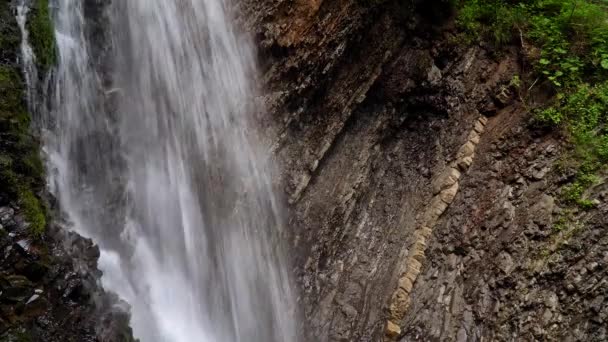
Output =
[
  {"x1": 2, "y1": 0, "x2": 608, "y2": 340},
  {"x1": 0, "y1": 198, "x2": 135, "y2": 341},
  {"x1": 43, "y1": 0, "x2": 296, "y2": 341}
]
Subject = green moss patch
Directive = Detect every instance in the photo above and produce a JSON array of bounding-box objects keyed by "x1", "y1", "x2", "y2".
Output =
[
  {"x1": 27, "y1": 0, "x2": 57, "y2": 71},
  {"x1": 0, "y1": 65, "x2": 47, "y2": 236},
  {"x1": 0, "y1": 157, "x2": 47, "y2": 237}
]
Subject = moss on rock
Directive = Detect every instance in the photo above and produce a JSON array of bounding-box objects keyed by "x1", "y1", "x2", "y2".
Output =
[
  {"x1": 27, "y1": 0, "x2": 57, "y2": 71},
  {"x1": 0, "y1": 2, "x2": 21, "y2": 61},
  {"x1": 0, "y1": 65, "x2": 47, "y2": 237}
]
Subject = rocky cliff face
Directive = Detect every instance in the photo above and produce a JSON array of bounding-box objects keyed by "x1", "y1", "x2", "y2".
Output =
[
  {"x1": 240, "y1": 0, "x2": 608, "y2": 341},
  {"x1": 0, "y1": 1, "x2": 133, "y2": 341},
  {"x1": 3, "y1": 0, "x2": 607, "y2": 341}
]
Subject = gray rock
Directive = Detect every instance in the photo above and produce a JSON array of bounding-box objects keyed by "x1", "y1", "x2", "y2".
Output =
[
  {"x1": 0, "y1": 206, "x2": 14, "y2": 226},
  {"x1": 427, "y1": 64, "x2": 442, "y2": 86},
  {"x1": 497, "y1": 251, "x2": 514, "y2": 274},
  {"x1": 532, "y1": 195, "x2": 555, "y2": 227}
]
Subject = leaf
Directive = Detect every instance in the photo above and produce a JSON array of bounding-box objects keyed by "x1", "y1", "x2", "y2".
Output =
[
  {"x1": 540, "y1": 58, "x2": 551, "y2": 65},
  {"x1": 601, "y1": 59, "x2": 608, "y2": 70}
]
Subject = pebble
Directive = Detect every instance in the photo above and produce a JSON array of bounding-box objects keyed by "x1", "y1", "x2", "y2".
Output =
[{"x1": 26, "y1": 294, "x2": 40, "y2": 305}]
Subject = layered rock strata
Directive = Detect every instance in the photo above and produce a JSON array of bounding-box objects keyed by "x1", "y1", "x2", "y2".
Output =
[
  {"x1": 385, "y1": 116, "x2": 488, "y2": 339},
  {"x1": 239, "y1": 0, "x2": 608, "y2": 340}
]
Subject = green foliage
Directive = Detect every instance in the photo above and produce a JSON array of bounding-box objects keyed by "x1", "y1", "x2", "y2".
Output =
[
  {"x1": 538, "y1": 82, "x2": 608, "y2": 132},
  {"x1": 0, "y1": 66, "x2": 31, "y2": 130},
  {"x1": 539, "y1": 83, "x2": 608, "y2": 203},
  {"x1": 510, "y1": 75, "x2": 522, "y2": 88},
  {"x1": 27, "y1": 0, "x2": 57, "y2": 71},
  {"x1": 561, "y1": 174, "x2": 598, "y2": 208},
  {"x1": 527, "y1": 0, "x2": 608, "y2": 87},
  {"x1": 456, "y1": 0, "x2": 524, "y2": 46},
  {"x1": 456, "y1": 0, "x2": 608, "y2": 209},
  {"x1": 456, "y1": 0, "x2": 608, "y2": 86}
]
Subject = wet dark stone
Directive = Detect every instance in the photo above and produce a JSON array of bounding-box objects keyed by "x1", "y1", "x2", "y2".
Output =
[{"x1": 21, "y1": 261, "x2": 50, "y2": 282}]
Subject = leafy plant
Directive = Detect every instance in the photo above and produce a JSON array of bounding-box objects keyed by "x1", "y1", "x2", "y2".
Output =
[{"x1": 456, "y1": 0, "x2": 608, "y2": 209}]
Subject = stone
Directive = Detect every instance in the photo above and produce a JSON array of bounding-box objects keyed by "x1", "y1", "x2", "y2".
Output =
[
  {"x1": 542, "y1": 308, "x2": 553, "y2": 324},
  {"x1": 389, "y1": 288, "x2": 410, "y2": 321},
  {"x1": 0, "y1": 207, "x2": 14, "y2": 226},
  {"x1": 398, "y1": 277, "x2": 413, "y2": 293},
  {"x1": 418, "y1": 226, "x2": 433, "y2": 239},
  {"x1": 457, "y1": 156, "x2": 474, "y2": 170},
  {"x1": 15, "y1": 239, "x2": 33, "y2": 256},
  {"x1": 404, "y1": 270, "x2": 418, "y2": 283},
  {"x1": 427, "y1": 64, "x2": 442, "y2": 86},
  {"x1": 423, "y1": 196, "x2": 449, "y2": 227},
  {"x1": 488, "y1": 200, "x2": 516, "y2": 229},
  {"x1": 467, "y1": 130, "x2": 481, "y2": 145},
  {"x1": 531, "y1": 166, "x2": 550, "y2": 180},
  {"x1": 474, "y1": 120, "x2": 485, "y2": 133},
  {"x1": 432, "y1": 168, "x2": 461, "y2": 195},
  {"x1": 1, "y1": 275, "x2": 34, "y2": 303},
  {"x1": 385, "y1": 320, "x2": 401, "y2": 339},
  {"x1": 22, "y1": 294, "x2": 48, "y2": 318},
  {"x1": 410, "y1": 247, "x2": 426, "y2": 264},
  {"x1": 25, "y1": 294, "x2": 40, "y2": 305},
  {"x1": 456, "y1": 328, "x2": 468, "y2": 342},
  {"x1": 407, "y1": 259, "x2": 423, "y2": 278},
  {"x1": 590, "y1": 295, "x2": 604, "y2": 313},
  {"x1": 587, "y1": 262, "x2": 599, "y2": 271},
  {"x1": 497, "y1": 251, "x2": 514, "y2": 274},
  {"x1": 544, "y1": 291, "x2": 558, "y2": 309},
  {"x1": 532, "y1": 195, "x2": 555, "y2": 227},
  {"x1": 440, "y1": 182, "x2": 460, "y2": 204},
  {"x1": 495, "y1": 87, "x2": 512, "y2": 105},
  {"x1": 413, "y1": 237, "x2": 427, "y2": 250},
  {"x1": 457, "y1": 141, "x2": 476, "y2": 159}
]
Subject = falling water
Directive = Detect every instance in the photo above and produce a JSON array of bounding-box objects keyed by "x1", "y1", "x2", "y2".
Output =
[
  {"x1": 34, "y1": 0, "x2": 296, "y2": 341},
  {"x1": 16, "y1": 0, "x2": 37, "y2": 107}
]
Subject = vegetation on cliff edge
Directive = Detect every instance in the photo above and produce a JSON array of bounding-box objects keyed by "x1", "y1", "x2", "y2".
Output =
[{"x1": 456, "y1": 0, "x2": 608, "y2": 209}]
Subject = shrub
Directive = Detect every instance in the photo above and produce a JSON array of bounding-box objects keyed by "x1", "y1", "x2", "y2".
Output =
[{"x1": 456, "y1": 0, "x2": 608, "y2": 209}]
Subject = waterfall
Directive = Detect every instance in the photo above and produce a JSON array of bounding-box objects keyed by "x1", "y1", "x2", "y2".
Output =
[
  {"x1": 37, "y1": 0, "x2": 296, "y2": 341},
  {"x1": 16, "y1": 0, "x2": 38, "y2": 108}
]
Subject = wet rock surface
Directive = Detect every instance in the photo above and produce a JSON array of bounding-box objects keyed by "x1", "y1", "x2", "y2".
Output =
[
  {"x1": 0, "y1": 1, "x2": 134, "y2": 341},
  {"x1": 0, "y1": 197, "x2": 135, "y2": 342}
]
